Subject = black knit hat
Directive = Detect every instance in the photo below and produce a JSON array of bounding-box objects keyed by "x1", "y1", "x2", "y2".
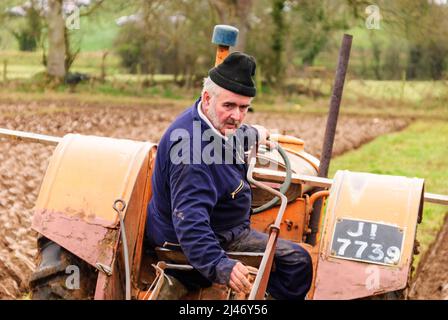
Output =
[{"x1": 208, "y1": 52, "x2": 257, "y2": 97}]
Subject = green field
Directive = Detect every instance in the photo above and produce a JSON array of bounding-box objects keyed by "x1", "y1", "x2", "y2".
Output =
[{"x1": 329, "y1": 121, "x2": 448, "y2": 266}]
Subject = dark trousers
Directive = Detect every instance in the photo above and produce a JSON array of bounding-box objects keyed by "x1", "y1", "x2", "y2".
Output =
[
  {"x1": 223, "y1": 228, "x2": 313, "y2": 300},
  {"x1": 166, "y1": 228, "x2": 313, "y2": 300}
]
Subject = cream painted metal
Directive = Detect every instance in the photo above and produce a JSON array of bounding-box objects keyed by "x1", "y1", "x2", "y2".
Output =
[
  {"x1": 31, "y1": 133, "x2": 156, "y2": 273},
  {"x1": 256, "y1": 134, "x2": 319, "y2": 194},
  {"x1": 313, "y1": 170, "x2": 425, "y2": 299}
]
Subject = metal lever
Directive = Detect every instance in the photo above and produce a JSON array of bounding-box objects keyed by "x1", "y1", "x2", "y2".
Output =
[
  {"x1": 246, "y1": 144, "x2": 288, "y2": 300},
  {"x1": 113, "y1": 199, "x2": 131, "y2": 300}
]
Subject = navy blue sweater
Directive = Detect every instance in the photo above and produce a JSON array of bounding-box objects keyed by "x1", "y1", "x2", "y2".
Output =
[{"x1": 146, "y1": 98, "x2": 258, "y2": 284}]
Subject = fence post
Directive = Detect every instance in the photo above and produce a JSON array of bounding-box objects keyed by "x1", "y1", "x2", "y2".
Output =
[
  {"x1": 3, "y1": 60, "x2": 7, "y2": 83},
  {"x1": 100, "y1": 51, "x2": 109, "y2": 83}
]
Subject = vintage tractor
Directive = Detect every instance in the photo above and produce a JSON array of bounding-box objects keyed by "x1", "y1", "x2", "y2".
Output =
[{"x1": 1, "y1": 25, "x2": 447, "y2": 300}]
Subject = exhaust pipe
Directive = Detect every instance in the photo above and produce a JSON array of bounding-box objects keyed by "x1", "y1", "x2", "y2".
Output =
[{"x1": 307, "y1": 34, "x2": 353, "y2": 245}]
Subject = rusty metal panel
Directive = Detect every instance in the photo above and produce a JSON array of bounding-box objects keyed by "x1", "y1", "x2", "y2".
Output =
[
  {"x1": 199, "y1": 284, "x2": 231, "y2": 300},
  {"x1": 250, "y1": 199, "x2": 308, "y2": 242},
  {"x1": 33, "y1": 208, "x2": 118, "y2": 270},
  {"x1": 32, "y1": 134, "x2": 156, "y2": 271},
  {"x1": 130, "y1": 148, "x2": 157, "y2": 288},
  {"x1": 312, "y1": 170, "x2": 424, "y2": 300},
  {"x1": 94, "y1": 265, "x2": 125, "y2": 300}
]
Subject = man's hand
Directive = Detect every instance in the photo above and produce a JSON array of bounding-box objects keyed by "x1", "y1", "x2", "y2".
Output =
[
  {"x1": 252, "y1": 124, "x2": 275, "y2": 149},
  {"x1": 229, "y1": 262, "x2": 252, "y2": 294}
]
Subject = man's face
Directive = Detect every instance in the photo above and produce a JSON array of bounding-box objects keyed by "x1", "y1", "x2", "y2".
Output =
[{"x1": 202, "y1": 87, "x2": 251, "y2": 136}]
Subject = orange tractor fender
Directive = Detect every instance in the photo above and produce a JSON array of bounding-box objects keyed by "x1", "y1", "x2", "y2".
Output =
[
  {"x1": 312, "y1": 170, "x2": 424, "y2": 299},
  {"x1": 32, "y1": 133, "x2": 157, "y2": 299}
]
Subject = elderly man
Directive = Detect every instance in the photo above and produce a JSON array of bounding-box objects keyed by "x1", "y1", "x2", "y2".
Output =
[{"x1": 146, "y1": 52, "x2": 313, "y2": 300}]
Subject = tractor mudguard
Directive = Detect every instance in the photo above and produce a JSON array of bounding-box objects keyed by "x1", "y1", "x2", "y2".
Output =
[
  {"x1": 312, "y1": 170, "x2": 424, "y2": 299},
  {"x1": 31, "y1": 133, "x2": 156, "y2": 299}
]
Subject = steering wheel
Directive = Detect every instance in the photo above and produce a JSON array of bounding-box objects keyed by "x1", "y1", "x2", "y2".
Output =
[{"x1": 252, "y1": 143, "x2": 292, "y2": 214}]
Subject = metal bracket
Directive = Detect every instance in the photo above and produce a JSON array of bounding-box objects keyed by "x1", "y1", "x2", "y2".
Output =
[{"x1": 96, "y1": 263, "x2": 112, "y2": 276}]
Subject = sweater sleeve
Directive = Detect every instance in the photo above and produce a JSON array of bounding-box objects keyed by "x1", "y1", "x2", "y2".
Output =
[{"x1": 169, "y1": 161, "x2": 237, "y2": 284}]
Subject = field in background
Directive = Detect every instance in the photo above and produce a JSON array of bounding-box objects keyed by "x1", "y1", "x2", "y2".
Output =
[{"x1": 1, "y1": 49, "x2": 447, "y2": 117}]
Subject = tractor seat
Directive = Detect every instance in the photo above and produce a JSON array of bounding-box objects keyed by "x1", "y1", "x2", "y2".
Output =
[{"x1": 155, "y1": 242, "x2": 266, "y2": 269}]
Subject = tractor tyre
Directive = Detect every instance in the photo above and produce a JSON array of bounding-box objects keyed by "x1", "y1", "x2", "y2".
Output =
[
  {"x1": 29, "y1": 235, "x2": 97, "y2": 300},
  {"x1": 370, "y1": 289, "x2": 406, "y2": 300}
]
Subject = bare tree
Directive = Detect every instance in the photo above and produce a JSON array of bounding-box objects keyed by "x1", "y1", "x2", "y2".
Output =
[
  {"x1": 234, "y1": 0, "x2": 253, "y2": 52},
  {"x1": 208, "y1": 0, "x2": 253, "y2": 52},
  {"x1": 45, "y1": 0, "x2": 106, "y2": 81},
  {"x1": 47, "y1": 0, "x2": 66, "y2": 80}
]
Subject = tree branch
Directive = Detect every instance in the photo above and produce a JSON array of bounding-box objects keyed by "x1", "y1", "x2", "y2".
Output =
[{"x1": 80, "y1": 0, "x2": 106, "y2": 17}]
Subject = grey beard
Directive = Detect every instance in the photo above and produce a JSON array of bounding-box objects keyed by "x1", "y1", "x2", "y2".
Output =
[{"x1": 206, "y1": 103, "x2": 241, "y2": 135}]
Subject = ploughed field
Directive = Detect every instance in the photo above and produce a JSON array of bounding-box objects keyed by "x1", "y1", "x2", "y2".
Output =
[
  {"x1": 0, "y1": 100, "x2": 410, "y2": 299},
  {"x1": 410, "y1": 214, "x2": 448, "y2": 300}
]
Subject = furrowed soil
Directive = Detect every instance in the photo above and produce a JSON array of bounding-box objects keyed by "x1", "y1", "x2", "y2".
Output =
[
  {"x1": 0, "y1": 100, "x2": 410, "y2": 299},
  {"x1": 409, "y1": 214, "x2": 448, "y2": 300}
]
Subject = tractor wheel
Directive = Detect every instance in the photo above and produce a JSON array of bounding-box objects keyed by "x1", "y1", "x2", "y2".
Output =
[
  {"x1": 370, "y1": 289, "x2": 406, "y2": 300},
  {"x1": 29, "y1": 236, "x2": 97, "y2": 300}
]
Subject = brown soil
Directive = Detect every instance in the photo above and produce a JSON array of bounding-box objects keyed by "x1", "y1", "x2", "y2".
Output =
[
  {"x1": 0, "y1": 100, "x2": 409, "y2": 299},
  {"x1": 409, "y1": 214, "x2": 448, "y2": 300}
]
